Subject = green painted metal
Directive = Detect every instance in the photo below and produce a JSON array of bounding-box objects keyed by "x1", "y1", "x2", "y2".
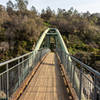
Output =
[
  {"x1": 34, "y1": 28, "x2": 70, "y2": 53},
  {"x1": 34, "y1": 28, "x2": 85, "y2": 100},
  {"x1": 55, "y1": 29, "x2": 69, "y2": 54},
  {"x1": 35, "y1": 28, "x2": 49, "y2": 51}
]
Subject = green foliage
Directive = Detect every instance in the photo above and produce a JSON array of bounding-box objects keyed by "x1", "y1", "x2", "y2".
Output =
[
  {"x1": 0, "y1": 3, "x2": 100, "y2": 71},
  {"x1": 15, "y1": 0, "x2": 28, "y2": 12},
  {"x1": 62, "y1": 33, "x2": 99, "y2": 71},
  {"x1": 0, "y1": 2, "x2": 45, "y2": 62}
]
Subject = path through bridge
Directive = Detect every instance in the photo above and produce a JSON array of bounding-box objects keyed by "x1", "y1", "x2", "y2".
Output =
[{"x1": 19, "y1": 53, "x2": 69, "y2": 100}]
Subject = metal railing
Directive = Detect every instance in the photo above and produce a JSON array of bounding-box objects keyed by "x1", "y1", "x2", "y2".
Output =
[
  {"x1": 56, "y1": 49, "x2": 100, "y2": 100},
  {"x1": 0, "y1": 48, "x2": 50, "y2": 99}
]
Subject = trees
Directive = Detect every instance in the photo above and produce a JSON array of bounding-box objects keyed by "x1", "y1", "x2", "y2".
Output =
[
  {"x1": 31, "y1": 6, "x2": 37, "y2": 15},
  {"x1": 15, "y1": 0, "x2": 28, "y2": 12},
  {"x1": 41, "y1": 7, "x2": 54, "y2": 22},
  {"x1": 0, "y1": 1, "x2": 45, "y2": 61},
  {"x1": 7, "y1": 0, "x2": 14, "y2": 9},
  {"x1": 7, "y1": 0, "x2": 14, "y2": 16},
  {"x1": 0, "y1": 3, "x2": 100, "y2": 71}
]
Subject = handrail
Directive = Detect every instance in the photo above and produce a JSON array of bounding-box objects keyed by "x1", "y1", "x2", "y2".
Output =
[
  {"x1": 66, "y1": 53, "x2": 100, "y2": 77},
  {"x1": 56, "y1": 48, "x2": 100, "y2": 100},
  {"x1": 0, "y1": 48, "x2": 47, "y2": 67},
  {"x1": 0, "y1": 48, "x2": 50, "y2": 99},
  {"x1": 57, "y1": 48, "x2": 100, "y2": 77},
  {"x1": 0, "y1": 54, "x2": 33, "y2": 76},
  {"x1": 0, "y1": 51, "x2": 33, "y2": 67}
]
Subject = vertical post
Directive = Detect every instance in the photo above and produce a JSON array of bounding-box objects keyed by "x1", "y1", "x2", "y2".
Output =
[
  {"x1": 48, "y1": 36, "x2": 50, "y2": 48},
  {"x1": 64, "y1": 52, "x2": 66, "y2": 67},
  {"x1": 60, "y1": 49, "x2": 62, "y2": 64},
  {"x1": 79, "y1": 67, "x2": 82, "y2": 100},
  {"x1": 40, "y1": 50, "x2": 42, "y2": 61},
  {"x1": 72, "y1": 65, "x2": 75, "y2": 88},
  {"x1": 55, "y1": 37, "x2": 58, "y2": 50},
  {"x1": 93, "y1": 75, "x2": 97, "y2": 100},
  {"x1": 32, "y1": 53, "x2": 34, "y2": 67},
  {"x1": 0, "y1": 74, "x2": 1, "y2": 90},
  {"x1": 38, "y1": 51, "x2": 39, "y2": 63},
  {"x1": 63, "y1": 52, "x2": 66, "y2": 68},
  {"x1": 66, "y1": 55, "x2": 69, "y2": 72},
  {"x1": 36, "y1": 51, "x2": 38, "y2": 65},
  {"x1": 34, "y1": 51, "x2": 36, "y2": 66},
  {"x1": 70, "y1": 61, "x2": 73, "y2": 82},
  {"x1": 6, "y1": 63, "x2": 9, "y2": 99},
  {"x1": 28, "y1": 55, "x2": 30, "y2": 72},
  {"x1": 22, "y1": 57, "x2": 24, "y2": 81},
  {"x1": 0, "y1": 75, "x2": 1, "y2": 95},
  {"x1": 33, "y1": 51, "x2": 35, "y2": 67},
  {"x1": 18, "y1": 59, "x2": 20, "y2": 86},
  {"x1": 30, "y1": 54, "x2": 32, "y2": 69}
]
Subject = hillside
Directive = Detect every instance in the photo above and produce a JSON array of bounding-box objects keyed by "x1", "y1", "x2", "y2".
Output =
[
  {"x1": 41, "y1": 8, "x2": 100, "y2": 71},
  {"x1": 0, "y1": 1, "x2": 100, "y2": 72},
  {"x1": 0, "y1": 2, "x2": 46, "y2": 62}
]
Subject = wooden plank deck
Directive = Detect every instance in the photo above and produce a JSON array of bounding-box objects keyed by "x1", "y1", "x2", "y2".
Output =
[{"x1": 19, "y1": 53, "x2": 69, "y2": 100}]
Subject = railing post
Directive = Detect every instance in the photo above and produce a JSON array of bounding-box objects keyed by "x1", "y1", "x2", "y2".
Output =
[
  {"x1": 31, "y1": 54, "x2": 32, "y2": 69},
  {"x1": 6, "y1": 63, "x2": 9, "y2": 99},
  {"x1": 37, "y1": 51, "x2": 38, "y2": 62},
  {"x1": 70, "y1": 62, "x2": 73, "y2": 82},
  {"x1": 40, "y1": 50, "x2": 42, "y2": 60},
  {"x1": 32, "y1": 52, "x2": 34, "y2": 68},
  {"x1": 39, "y1": 51, "x2": 40, "y2": 61},
  {"x1": 28, "y1": 55, "x2": 30, "y2": 72},
  {"x1": 67, "y1": 56, "x2": 69, "y2": 73},
  {"x1": 72, "y1": 64, "x2": 75, "y2": 88},
  {"x1": 32, "y1": 53, "x2": 33, "y2": 66},
  {"x1": 18, "y1": 59, "x2": 20, "y2": 86},
  {"x1": 63, "y1": 52, "x2": 66, "y2": 68},
  {"x1": 0, "y1": 75, "x2": 1, "y2": 90},
  {"x1": 35, "y1": 52, "x2": 37, "y2": 65},
  {"x1": 65, "y1": 55, "x2": 67, "y2": 70},
  {"x1": 22, "y1": 57, "x2": 24, "y2": 81},
  {"x1": 79, "y1": 67, "x2": 82, "y2": 100},
  {"x1": 34, "y1": 51, "x2": 36, "y2": 66},
  {"x1": 93, "y1": 75, "x2": 97, "y2": 100},
  {"x1": 61, "y1": 50, "x2": 62, "y2": 64}
]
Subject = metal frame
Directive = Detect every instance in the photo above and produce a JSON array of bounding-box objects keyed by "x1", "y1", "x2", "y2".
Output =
[{"x1": 56, "y1": 49, "x2": 100, "y2": 100}]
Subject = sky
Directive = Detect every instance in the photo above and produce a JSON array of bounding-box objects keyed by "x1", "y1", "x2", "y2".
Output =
[{"x1": 0, "y1": 0, "x2": 100, "y2": 13}]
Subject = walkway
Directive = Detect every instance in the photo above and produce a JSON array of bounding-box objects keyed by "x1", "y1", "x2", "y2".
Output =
[{"x1": 19, "y1": 53, "x2": 68, "y2": 100}]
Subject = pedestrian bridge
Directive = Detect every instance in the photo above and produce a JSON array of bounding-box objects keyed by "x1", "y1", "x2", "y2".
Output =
[{"x1": 0, "y1": 28, "x2": 100, "y2": 100}]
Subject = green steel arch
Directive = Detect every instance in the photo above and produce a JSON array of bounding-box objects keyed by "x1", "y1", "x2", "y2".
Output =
[{"x1": 35, "y1": 28, "x2": 69, "y2": 54}]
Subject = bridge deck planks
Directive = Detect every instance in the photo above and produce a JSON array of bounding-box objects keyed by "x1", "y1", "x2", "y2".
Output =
[{"x1": 19, "y1": 53, "x2": 69, "y2": 100}]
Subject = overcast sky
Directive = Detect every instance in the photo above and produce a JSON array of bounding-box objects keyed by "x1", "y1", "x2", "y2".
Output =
[{"x1": 0, "y1": 0, "x2": 100, "y2": 13}]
